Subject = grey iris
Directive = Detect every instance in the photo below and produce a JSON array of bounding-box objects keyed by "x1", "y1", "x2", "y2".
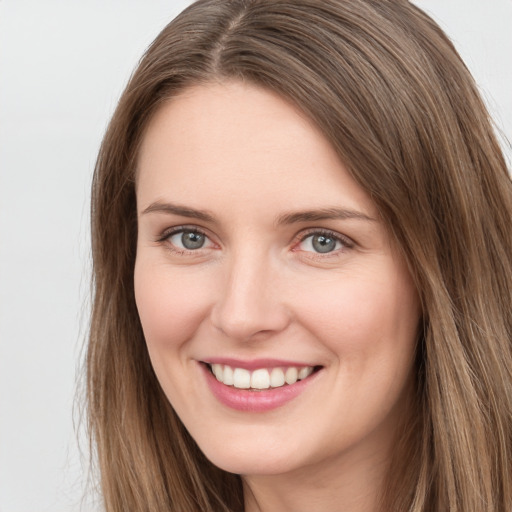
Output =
[
  {"x1": 312, "y1": 234, "x2": 336, "y2": 253},
  {"x1": 182, "y1": 231, "x2": 205, "y2": 250}
]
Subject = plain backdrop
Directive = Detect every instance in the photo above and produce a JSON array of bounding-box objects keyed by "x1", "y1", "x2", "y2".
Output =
[{"x1": 0, "y1": 1, "x2": 510, "y2": 511}]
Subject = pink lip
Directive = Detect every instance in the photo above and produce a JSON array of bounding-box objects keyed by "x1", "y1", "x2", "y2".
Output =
[
  {"x1": 200, "y1": 363, "x2": 321, "y2": 413},
  {"x1": 203, "y1": 357, "x2": 314, "y2": 371}
]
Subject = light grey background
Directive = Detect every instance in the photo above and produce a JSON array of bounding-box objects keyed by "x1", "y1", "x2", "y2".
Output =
[{"x1": 0, "y1": 1, "x2": 510, "y2": 511}]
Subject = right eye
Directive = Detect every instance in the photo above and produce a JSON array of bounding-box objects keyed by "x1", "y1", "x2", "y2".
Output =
[{"x1": 162, "y1": 228, "x2": 215, "y2": 252}]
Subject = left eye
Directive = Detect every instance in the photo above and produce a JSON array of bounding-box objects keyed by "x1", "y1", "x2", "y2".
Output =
[
  {"x1": 168, "y1": 230, "x2": 212, "y2": 250},
  {"x1": 298, "y1": 233, "x2": 344, "y2": 254}
]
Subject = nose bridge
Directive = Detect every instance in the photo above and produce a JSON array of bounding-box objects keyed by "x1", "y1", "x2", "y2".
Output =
[{"x1": 211, "y1": 245, "x2": 289, "y2": 341}]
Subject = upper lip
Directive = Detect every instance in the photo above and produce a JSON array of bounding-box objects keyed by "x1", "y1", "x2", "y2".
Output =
[{"x1": 200, "y1": 357, "x2": 320, "y2": 371}]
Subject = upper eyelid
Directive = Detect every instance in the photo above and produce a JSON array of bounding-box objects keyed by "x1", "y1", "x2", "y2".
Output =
[
  {"x1": 295, "y1": 228, "x2": 354, "y2": 246},
  {"x1": 159, "y1": 225, "x2": 210, "y2": 240}
]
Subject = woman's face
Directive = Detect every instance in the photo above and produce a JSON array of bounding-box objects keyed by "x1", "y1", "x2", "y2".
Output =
[{"x1": 135, "y1": 81, "x2": 420, "y2": 480}]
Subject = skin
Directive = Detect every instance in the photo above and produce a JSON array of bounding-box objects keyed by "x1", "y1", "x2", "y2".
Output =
[{"x1": 134, "y1": 81, "x2": 420, "y2": 512}]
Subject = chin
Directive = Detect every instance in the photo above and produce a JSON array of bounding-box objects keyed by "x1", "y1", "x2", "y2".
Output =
[{"x1": 197, "y1": 436, "x2": 304, "y2": 476}]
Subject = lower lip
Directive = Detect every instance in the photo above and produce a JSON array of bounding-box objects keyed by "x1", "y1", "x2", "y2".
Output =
[{"x1": 201, "y1": 364, "x2": 320, "y2": 412}]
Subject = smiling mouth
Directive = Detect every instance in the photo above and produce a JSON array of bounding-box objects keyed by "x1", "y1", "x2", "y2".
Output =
[{"x1": 204, "y1": 363, "x2": 322, "y2": 391}]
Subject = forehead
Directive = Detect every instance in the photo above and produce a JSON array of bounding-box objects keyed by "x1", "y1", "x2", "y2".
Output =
[{"x1": 136, "y1": 81, "x2": 376, "y2": 219}]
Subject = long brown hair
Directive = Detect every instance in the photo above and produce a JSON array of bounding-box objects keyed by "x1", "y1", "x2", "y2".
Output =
[{"x1": 87, "y1": 1, "x2": 512, "y2": 510}]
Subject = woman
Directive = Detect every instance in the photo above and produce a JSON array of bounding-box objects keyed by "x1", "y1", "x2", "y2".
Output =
[{"x1": 87, "y1": 0, "x2": 512, "y2": 510}]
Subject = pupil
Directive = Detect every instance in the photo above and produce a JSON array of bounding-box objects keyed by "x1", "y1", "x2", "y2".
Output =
[
  {"x1": 182, "y1": 231, "x2": 205, "y2": 250},
  {"x1": 312, "y1": 235, "x2": 336, "y2": 253}
]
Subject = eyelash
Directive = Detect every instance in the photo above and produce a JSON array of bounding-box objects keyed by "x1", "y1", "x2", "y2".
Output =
[
  {"x1": 156, "y1": 226, "x2": 354, "y2": 256},
  {"x1": 293, "y1": 229, "x2": 354, "y2": 256},
  {"x1": 157, "y1": 226, "x2": 212, "y2": 255}
]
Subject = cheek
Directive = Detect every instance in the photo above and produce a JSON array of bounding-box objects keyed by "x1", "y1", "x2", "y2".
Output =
[
  {"x1": 134, "y1": 260, "x2": 213, "y2": 351},
  {"x1": 297, "y1": 266, "x2": 419, "y2": 435},
  {"x1": 296, "y1": 264, "x2": 419, "y2": 361}
]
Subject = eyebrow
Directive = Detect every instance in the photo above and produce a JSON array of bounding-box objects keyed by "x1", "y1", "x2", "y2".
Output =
[
  {"x1": 275, "y1": 208, "x2": 377, "y2": 225},
  {"x1": 141, "y1": 202, "x2": 215, "y2": 222}
]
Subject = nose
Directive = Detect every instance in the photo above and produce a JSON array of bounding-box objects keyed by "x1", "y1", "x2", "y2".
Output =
[{"x1": 210, "y1": 251, "x2": 291, "y2": 342}]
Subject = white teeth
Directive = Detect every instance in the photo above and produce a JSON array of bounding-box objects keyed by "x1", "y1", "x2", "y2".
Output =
[
  {"x1": 251, "y1": 369, "x2": 270, "y2": 389},
  {"x1": 209, "y1": 364, "x2": 316, "y2": 390},
  {"x1": 298, "y1": 366, "x2": 313, "y2": 380},
  {"x1": 270, "y1": 367, "x2": 285, "y2": 388},
  {"x1": 285, "y1": 367, "x2": 298, "y2": 385},
  {"x1": 212, "y1": 363, "x2": 223, "y2": 381},
  {"x1": 233, "y1": 368, "x2": 251, "y2": 389},
  {"x1": 223, "y1": 365, "x2": 234, "y2": 385}
]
